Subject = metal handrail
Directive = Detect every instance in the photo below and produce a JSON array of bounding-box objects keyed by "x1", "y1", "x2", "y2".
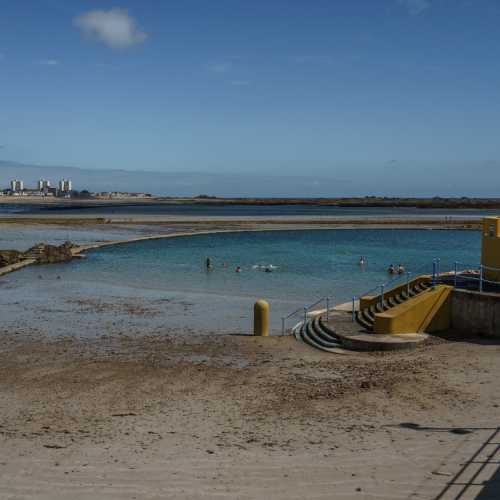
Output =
[
  {"x1": 351, "y1": 259, "x2": 438, "y2": 322},
  {"x1": 453, "y1": 261, "x2": 500, "y2": 293},
  {"x1": 281, "y1": 295, "x2": 333, "y2": 335},
  {"x1": 284, "y1": 258, "x2": 500, "y2": 333}
]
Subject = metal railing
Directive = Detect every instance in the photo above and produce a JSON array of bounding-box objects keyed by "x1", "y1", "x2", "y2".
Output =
[
  {"x1": 452, "y1": 261, "x2": 500, "y2": 293},
  {"x1": 281, "y1": 295, "x2": 333, "y2": 335},
  {"x1": 351, "y1": 261, "x2": 435, "y2": 322},
  {"x1": 282, "y1": 258, "x2": 500, "y2": 334}
]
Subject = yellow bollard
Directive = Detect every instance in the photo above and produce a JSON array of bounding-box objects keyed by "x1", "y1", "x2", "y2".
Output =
[{"x1": 254, "y1": 299, "x2": 270, "y2": 336}]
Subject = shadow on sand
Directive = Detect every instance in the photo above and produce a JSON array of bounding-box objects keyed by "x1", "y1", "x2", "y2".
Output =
[{"x1": 395, "y1": 423, "x2": 500, "y2": 499}]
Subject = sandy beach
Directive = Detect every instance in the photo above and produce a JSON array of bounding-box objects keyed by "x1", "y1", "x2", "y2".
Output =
[{"x1": 0, "y1": 329, "x2": 499, "y2": 499}]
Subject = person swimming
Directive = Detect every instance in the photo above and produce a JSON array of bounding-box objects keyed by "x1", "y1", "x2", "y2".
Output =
[
  {"x1": 359, "y1": 256, "x2": 365, "y2": 266},
  {"x1": 235, "y1": 266, "x2": 242, "y2": 273},
  {"x1": 388, "y1": 263, "x2": 396, "y2": 274},
  {"x1": 206, "y1": 257, "x2": 213, "y2": 270},
  {"x1": 398, "y1": 264, "x2": 405, "y2": 274}
]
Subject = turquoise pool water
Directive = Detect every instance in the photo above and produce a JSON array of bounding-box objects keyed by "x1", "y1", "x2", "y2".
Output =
[
  {"x1": 70, "y1": 228, "x2": 481, "y2": 299},
  {"x1": 4, "y1": 228, "x2": 481, "y2": 336}
]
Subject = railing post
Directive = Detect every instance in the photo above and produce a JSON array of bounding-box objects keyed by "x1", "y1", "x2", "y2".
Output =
[
  {"x1": 304, "y1": 307, "x2": 308, "y2": 324},
  {"x1": 454, "y1": 262, "x2": 458, "y2": 288},
  {"x1": 281, "y1": 317, "x2": 286, "y2": 336},
  {"x1": 432, "y1": 260, "x2": 437, "y2": 287},
  {"x1": 406, "y1": 272, "x2": 411, "y2": 296},
  {"x1": 352, "y1": 296, "x2": 356, "y2": 322},
  {"x1": 480, "y1": 265, "x2": 484, "y2": 293},
  {"x1": 325, "y1": 297, "x2": 330, "y2": 322},
  {"x1": 380, "y1": 285, "x2": 385, "y2": 307},
  {"x1": 436, "y1": 258, "x2": 441, "y2": 282}
]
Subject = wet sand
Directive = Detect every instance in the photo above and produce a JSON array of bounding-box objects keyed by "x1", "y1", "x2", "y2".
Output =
[{"x1": 0, "y1": 330, "x2": 499, "y2": 499}]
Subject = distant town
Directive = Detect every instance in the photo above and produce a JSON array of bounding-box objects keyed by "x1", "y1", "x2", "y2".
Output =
[{"x1": 0, "y1": 178, "x2": 152, "y2": 200}]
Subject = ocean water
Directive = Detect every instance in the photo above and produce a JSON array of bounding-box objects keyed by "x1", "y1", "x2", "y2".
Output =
[{"x1": 2, "y1": 229, "x2": 481, "y2": 336}]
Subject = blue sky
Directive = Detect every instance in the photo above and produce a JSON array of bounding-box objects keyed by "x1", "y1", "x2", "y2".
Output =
[{"x1": 1, "y1": 0, "x2": 500, "y2": 196}]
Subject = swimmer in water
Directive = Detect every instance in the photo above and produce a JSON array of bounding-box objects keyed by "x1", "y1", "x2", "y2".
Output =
[
  {"x1": 235, "y1": 266, "x2": 242, "y2": 273},
  {"x1": 206, "y1": 257, "x2": 213, "y2": 270},
  {"x1": 388, "y1": 263, "x2": 396, "y2": 274},
  {"x1": 398, "y1": 264, "x2": 405, "y2": 274},
  {"x1": 359, "y1": 256, "x2": 365, "y2": 266}
]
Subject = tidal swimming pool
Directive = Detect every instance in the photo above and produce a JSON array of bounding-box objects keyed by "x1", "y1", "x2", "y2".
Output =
[{"x1": 2, "y1": 229, "x2": 481, "y2": 336}]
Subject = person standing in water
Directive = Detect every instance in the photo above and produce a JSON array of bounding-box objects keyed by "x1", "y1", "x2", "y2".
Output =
[{"x1": 206, "y1": 257, "x2": 213, "y2": 270}]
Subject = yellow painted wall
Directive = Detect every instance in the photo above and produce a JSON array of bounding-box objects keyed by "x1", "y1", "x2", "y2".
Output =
[
  {"x1": 359, "y1": 275, "x2": 431, "y2": 311},
  {"x1": 481, "y1": 217, "x2": 500, "y2": 281},
  {"x1": 373, "y1": 285, "x2": 452, "y2": 334}
]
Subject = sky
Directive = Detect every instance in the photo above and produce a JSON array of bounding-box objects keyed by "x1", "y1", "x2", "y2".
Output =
[{"x1": 1, "y1": 0, "x2": 500, "y2": 196}]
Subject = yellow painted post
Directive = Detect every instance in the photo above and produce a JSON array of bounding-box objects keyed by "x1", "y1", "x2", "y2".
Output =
[{"x1": 254, "y1": 300, "x2": 270, "y2": 336}]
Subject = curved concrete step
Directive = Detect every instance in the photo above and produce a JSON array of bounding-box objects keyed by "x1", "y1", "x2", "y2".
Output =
[
  {"x1": 313, "y1": 316, "x2": 342, "y2": 344},
  {"x1": 299, "y1": 323, "x2": 345, "y2": 353},
  {"x1": 318, "y1": 316, "x2": 342, "y2": 341},
  {"x1": 306, "y1": 318, "x2": 341, "y2": 349},
  {"x1": 363, "y1": 307, "x2": 375, "y2": 323},
  {"x1": 394, "y1": 293, "x2": 405, "y2": 305},
  {"x1": 387, "y1": 296, "x2": 398, "y2": 308},
  {"x1": 355, "y1": 311, "x2": 373, "y2": 331}
]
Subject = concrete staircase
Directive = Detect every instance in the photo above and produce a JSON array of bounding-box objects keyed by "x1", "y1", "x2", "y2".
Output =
[
  {"x1": 355, "y1": 280, "x2": 432, "y2": 332},
  {"x1": 294, "y1": 278, "x2": 433, "y2": 353}
]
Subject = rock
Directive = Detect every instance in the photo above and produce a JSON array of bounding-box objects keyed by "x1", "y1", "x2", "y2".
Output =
[
  {"x1": 23, "y1": 242, "x2": 76, "y2": 265},
  {"x1": 0, "y1": 250, "x2": 23, "y2": 267},
  {"x1": 0, "y1": 241, "x2": 78, "y2": 269}
]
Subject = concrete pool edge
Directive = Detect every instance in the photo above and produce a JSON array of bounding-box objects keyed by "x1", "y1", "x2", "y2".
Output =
[{"x1": 0, "y1": 223, "x2": 480, "y2": 279}]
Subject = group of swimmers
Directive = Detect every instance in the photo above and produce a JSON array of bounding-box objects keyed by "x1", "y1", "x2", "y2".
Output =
[
  {"x1": 388, "y1": 263, "x2": 406, "y2": 275},
  {"x1": 206, "y1": 257, "x2": 274, "y2": 273},
  {"x1": 358, "y1": 256, "x2": 406, "y2": 274}
]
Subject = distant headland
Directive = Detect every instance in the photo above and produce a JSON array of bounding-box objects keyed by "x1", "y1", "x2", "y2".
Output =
[{"x1": 1, "y1": 194, "x2": 500, "y2": 209}]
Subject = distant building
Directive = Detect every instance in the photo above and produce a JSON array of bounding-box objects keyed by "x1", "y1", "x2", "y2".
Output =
[
  {"x1": 58, "y1": 178, "x2": 72, "y2": 193},
  {"x1": 37, "y1": 179, "x2": 51, "y2": 191},
  {"x1": 10, "y1": 179, "x2": 24, "y2": 192}
]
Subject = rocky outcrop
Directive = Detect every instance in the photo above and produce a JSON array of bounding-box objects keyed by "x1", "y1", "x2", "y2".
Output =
[
  {"x1": 0, "y1": 241, "x2": 77, "y2": 268},
  {"x1": 23, "y1": 241, "x2": 76, "y2": 264},
  {"x1": 0, "y1": 250, "x2": 24, "y2": 267}
]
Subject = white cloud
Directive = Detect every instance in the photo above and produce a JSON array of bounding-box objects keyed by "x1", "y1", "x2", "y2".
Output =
[
  {"x1": 205, "y1": 62, "x2": 232, "y2": 73},
  {"x1": 397, "y1": 0, "x2": 431, "y2": 15},
  {"x1": 37, "y1": 59, "x2": 59, "y2": 66},
  {"x1": 74, "y1": 8, "x2": 148, "y2": 49}
]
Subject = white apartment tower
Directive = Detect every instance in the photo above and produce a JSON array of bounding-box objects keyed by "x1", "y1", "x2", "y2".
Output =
[
  {"x1": 58, "y1": 178, "x2": 72, "y2": 193},
  {"x1": 37, "y1": 179, "x2": 51, "y2": 191},
  {"x1": 10, "y1": 179, "x2": 24, "y2": 192}
]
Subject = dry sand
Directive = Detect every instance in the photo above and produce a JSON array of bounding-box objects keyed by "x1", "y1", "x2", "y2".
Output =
[{"x1": 0, "y1": 330, "x2": 499, "y2": 499}]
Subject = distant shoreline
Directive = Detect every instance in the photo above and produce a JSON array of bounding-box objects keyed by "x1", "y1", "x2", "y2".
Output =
[{"x1": 1, "y1": 195, "x2": 500, "y2": 209}]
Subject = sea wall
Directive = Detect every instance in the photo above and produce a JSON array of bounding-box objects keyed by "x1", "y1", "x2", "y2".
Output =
[{"x1": 451, "y1": 289, "x2": 500, "y2": 337}]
